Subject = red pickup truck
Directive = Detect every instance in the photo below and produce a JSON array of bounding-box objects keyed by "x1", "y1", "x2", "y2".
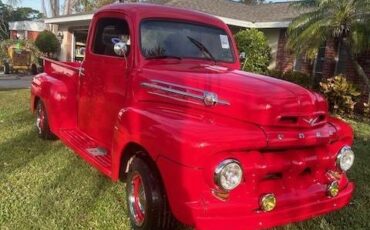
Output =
[{"x1": 31, "y1": 3, "x2": 355, "y2": 230}]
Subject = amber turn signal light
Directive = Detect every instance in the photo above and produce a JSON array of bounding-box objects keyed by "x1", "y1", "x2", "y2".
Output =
[
  {"x1": 328, "y1": 181, "x2": 339, "y2": 197},
  {"x1": 260, "y1": 193, "x2": 276, "y2": 212}
]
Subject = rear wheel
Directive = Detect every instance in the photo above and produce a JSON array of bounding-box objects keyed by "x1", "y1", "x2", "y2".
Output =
[
  {"x1": 31, "y1": 64, "x2": 38, "y2": 75},
  {"x1": 126, "y1": 157, "x2": 176, "y2": 230},
  {"x1": 3, "y1": 63, "x2": 10, "y2": 74},
  {"x1": 36, "y1": 100, "x2": 56, "y2": 140}
]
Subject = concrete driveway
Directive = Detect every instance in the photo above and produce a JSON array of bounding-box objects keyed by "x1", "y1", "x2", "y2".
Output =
[{"x1": 0, "y1": 72, "x2": 33, "y2": 89}]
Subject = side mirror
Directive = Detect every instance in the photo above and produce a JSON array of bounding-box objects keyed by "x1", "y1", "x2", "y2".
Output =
[
  {"x1": 114, "y1": 42, "x2": 128, "y2": 57},
  {"x1": 239, "y1": 52, "x2": 246, "y2": 61}
]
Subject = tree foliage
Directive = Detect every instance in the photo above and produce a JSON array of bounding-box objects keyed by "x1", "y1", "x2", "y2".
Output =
[
  {"x1": 71, "y1": 0, "x2": 115, "y2": 13},
  {"x1": 234, "y1": 28, "x2": 271, "y2": 73},
  {"x1": 35, "y1": 30, "x2": 60, "y2": 57},
  {"x1": 0, "y1": 1, "x2": 43, "y2": 40},
  {"x1": 287, "y1": 0, "x2": 370, "y2": 103},
  {"x1": 0, "y1": 39, "x2": 42, "y2": 64}
]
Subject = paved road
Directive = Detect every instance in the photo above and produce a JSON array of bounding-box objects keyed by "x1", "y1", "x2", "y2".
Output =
[{"x1": 0, "y1": 72, "x2": 33, "y2": 89}]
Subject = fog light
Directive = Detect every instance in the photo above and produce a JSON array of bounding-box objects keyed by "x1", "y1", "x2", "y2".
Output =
[
  {"x1": 260, "y1": 193, "x2": 276, "y2": 212},
  {"x1": 328, "y1": 181, "x2": 339, "y2": 197}
]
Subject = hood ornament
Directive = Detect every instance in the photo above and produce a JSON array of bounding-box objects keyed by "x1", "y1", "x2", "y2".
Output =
[{"x1": 203, "y1": 92, "x2": 219, "y2": 106}]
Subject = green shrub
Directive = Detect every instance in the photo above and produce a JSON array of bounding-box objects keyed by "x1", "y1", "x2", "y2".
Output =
[
  {"x1": 234, "y1": 28, "x2": 271, "y2": 73},
  {"x1": 35, "y1": 30, "x2": 60, "y2": 57},
  {"x1": 265, "y1": 69, "x2": 312, "y2": 89},
  {"x1": 265, "y1": 69, "x2": 284, "y2": 79},
  {"x1": 283, "y1": 71, "x2": 312, "y2": 89},
  {"x1": 320, "y1": 75, "x2": 361, "y2": 115},
  {"x1": 364, "y1": 103, "x2": 370, "y2": 118}
]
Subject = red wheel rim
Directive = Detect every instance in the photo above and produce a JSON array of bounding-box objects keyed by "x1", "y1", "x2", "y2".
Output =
[
  {"x1": 128, "y1": 173, "x2": 146, "y2": 226},
  {"x1": 36, "y1": 104, "x2": 45, "y2": 134}
]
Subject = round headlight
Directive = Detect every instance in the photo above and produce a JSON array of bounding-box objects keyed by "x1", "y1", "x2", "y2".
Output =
[
  {"x1": 214, "y1": 159, "x2": 243, "y2": 191},
  {"x1": 337, "y1": 146, "x2": 354, "y2": 171}
]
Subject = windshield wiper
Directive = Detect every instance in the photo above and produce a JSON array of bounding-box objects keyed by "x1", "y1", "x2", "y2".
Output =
[
  {"x1": 146, "y1": 55, "x2": 182, "y2": 60},
  {"x1": 187, "y1": 36, "x2": 217, "y2": 64}
]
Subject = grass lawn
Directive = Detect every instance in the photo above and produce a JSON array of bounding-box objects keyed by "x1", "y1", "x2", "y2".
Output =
[{"x1": 0, "y1": 89, "x2": 369, "y2": 229}]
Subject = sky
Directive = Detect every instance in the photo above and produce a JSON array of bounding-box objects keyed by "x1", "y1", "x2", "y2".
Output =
[
  {"x1": 18, "y1": 0, "x2": 292, "y2": 13},
  {"x1": 19, "y1": 0, "x2": 42, "y2": 11}
]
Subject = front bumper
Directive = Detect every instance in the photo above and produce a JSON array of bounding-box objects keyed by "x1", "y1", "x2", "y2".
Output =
[
  {"x1": 157, "y1": 133, "x2": 354, "y2": 230},
  {"x1": 194, "y1": 182, "x2": 354, "y2": 230}
]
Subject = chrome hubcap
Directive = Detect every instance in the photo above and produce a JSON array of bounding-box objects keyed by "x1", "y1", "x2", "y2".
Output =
[
  {"x1": 128, "y1": 173, "x2": 146, "y2": 226},
  {"x1": 36, "y1": 105, "x2": 45, "y2": 134}
]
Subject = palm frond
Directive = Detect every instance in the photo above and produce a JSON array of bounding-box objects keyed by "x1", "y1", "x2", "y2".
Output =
[
  {"x1": 350, "y1": 22, "x2": 370, "y2": 54},
  {"x1": 287, "y1": 0, "x2": 368, "y2": 58}
]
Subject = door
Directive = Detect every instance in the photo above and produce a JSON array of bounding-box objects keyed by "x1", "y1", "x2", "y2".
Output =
[{"x1": 78, "y1": 15, "x2": 132, "y2": 146}]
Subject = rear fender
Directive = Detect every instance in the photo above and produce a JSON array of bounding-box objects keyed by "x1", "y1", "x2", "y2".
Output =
[{"x1": 31, "y1": 72, "x2": 79, "y2": 133}]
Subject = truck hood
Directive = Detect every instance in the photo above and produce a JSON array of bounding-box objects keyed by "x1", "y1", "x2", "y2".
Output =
[{"x1": 139, "y1": 63, "x2": 328, "y2": 128}]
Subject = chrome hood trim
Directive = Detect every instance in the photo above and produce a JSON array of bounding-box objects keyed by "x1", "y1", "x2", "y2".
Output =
[{"x1": 141, "y1": 79, "x2": 230, "y2": 107}]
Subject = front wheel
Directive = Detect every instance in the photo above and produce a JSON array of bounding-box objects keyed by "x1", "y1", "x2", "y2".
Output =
[
  {"x1": 36, "y1": 100, "x2": 56, "y2": 140},
  {"x1": 126, "y1": 157, "x2": 176, "y2": 230}
]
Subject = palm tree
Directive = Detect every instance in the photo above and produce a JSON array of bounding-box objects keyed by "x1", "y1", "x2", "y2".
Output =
[{"x1": 287, "y1": 0, "x2": 370, "y2": 103}]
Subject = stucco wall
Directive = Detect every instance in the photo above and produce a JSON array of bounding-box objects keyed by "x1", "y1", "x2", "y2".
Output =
[
  {"x1": 57, "y1": 25, "x2": 74, "y2": 61},
  {"x1": 259, "y1": 28, "x2": 280, "y2": 69}
]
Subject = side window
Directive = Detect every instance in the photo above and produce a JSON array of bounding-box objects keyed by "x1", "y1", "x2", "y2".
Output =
[{"x1": 93, "y1": 18, "x2": 130, "y2": 57}]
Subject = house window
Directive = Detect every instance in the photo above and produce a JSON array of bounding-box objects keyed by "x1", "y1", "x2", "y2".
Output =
[
  {"x1": 73, "y1": 29, "x2": 88, "y2": 62},
  {"x1": 15, "y1": 30, "x2": 26, "y2": 40},
  {"x1": 92, "y1": 18, "x2": 130, "y2": 57},
  {"x1": 314, "y1": 43, "x2": 326, "y2": 76},
  {"x1": 293, "y1": 55, "x2": 304, "y2": 72}
]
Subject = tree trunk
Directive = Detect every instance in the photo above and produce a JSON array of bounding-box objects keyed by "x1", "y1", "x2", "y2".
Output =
[
  {"x1": 50, "y1": 0, "x2": 60, "y2": 17},
  {"x1": 342, "y1": 40, "x2": 370, "y2": 104},
  {"x1": 63, "y1": 0, "x2": 73, "y2": 15},
  {"x1": 41, "y1": 0, "x2": 47, "y2": 17}
]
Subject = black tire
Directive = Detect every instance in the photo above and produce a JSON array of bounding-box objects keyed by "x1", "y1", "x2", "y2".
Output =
[
  {"x1": 31, "y1": 64, "x2": 38, "y2": 75},
  {"x1": 126, "y1": 157, "x2": 176, "y2": 230},
  {"x1": 36, "y1": 100, "x2": 57, "y2": 140},
  {"x1": 4, "y1": 63, "x2": 10, "y2": 74}
]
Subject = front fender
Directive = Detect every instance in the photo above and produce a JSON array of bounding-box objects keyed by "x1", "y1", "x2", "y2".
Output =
[
  {"x1": 328, "y1": 116, "x2": 354, "y2": 145},
  {"x1": 111, "y1": 106, "x2": 267, "y2": 179}
]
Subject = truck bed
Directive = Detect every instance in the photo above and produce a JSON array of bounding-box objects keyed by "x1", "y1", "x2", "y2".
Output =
[{"x1": 43, "y1": 57, "x2": 81, "y2": 77}]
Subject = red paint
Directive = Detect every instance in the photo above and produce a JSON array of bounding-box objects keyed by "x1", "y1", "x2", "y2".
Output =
[{"x1": 30, "y1": 4, "x2": 354, "y2": 229}]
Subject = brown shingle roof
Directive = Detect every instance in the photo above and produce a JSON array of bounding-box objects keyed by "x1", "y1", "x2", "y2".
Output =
[
  {"x1": 45, "y1": 1, "x2": 303, "y2": 26},
  {"x1": 159, "y1": 0, "x2": 301, "y2": 22}
]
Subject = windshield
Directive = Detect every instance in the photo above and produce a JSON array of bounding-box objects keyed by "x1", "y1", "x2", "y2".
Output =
[{"x1": 140, "y1": 20, "x2": 235, "y2": 62}]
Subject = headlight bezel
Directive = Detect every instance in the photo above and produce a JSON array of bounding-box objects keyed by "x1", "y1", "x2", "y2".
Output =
[
  {"x1": 214, "y1": 159, "x2": 243, "y2": 191},
  {"x1": 336, "y1": 145, "x2": 354, "y2": 172}
]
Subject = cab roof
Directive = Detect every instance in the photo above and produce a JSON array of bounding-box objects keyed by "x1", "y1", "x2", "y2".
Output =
[{"x1": 97, "y1": 3, "x2": 227, "y2": 29}]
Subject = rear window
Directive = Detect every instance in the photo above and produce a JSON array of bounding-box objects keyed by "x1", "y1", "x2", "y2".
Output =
[{"x1": 93, "y1": 18, "x2": 130, "y2": 57}]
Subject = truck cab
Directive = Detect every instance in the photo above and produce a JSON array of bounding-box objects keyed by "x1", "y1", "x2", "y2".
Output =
[{"x1": 31, "y1": 3, "x2": 355, "y2": 230}]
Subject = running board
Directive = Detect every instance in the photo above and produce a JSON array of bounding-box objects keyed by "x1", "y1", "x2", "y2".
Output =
[
  {"x1": 86, "y1": 147, "x2": 108, "y2": 156},
  {"x1": 58, "y1": 129, "x2": 112, "y2": 177}
]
